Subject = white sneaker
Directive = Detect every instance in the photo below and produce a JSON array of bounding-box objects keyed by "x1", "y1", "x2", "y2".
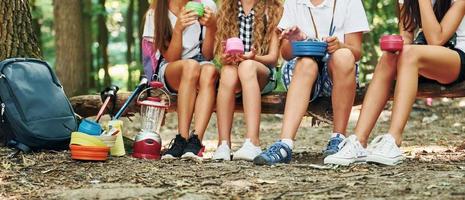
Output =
[
  {"x1": 233, "y1": 139, "x2": 262, "y2": 161},
  {"x1": 366, "y1": 134, "x2": 404, "y2": 166},
  {"x1": 212, "y1": 141, "x2": 231, "y2": 161},
  {"x1": 324, "y1": 135, "x2": 368, "y2": 166}
]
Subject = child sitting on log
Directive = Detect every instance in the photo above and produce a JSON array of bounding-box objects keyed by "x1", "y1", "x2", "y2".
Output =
[
  {"x1": 325, "y1": 0, "x2": 465, "y2": 166},
  {"x1": 211, "y1": 0, "x2": 283, "y2": 161},
  {"x1": 254, "y1": 0, "x2": 370, "y2": 165}
]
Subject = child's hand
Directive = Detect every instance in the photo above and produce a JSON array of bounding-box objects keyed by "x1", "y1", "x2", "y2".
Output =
[
  {"x1": 174, "y1": 8, "x2": 198, "y2": 32},
  {"x1": 239, "y1": 47, "x2": 256, "y2": 60},
  {"x1": 325, "y1": 36, "x2": 341, "y2": 53},
  {"x1": 280, "y1": 26, "x2": 308, "y2": 41},
  {"x1": 199, "y1": 7, "x2": 216, "y2": 28},
  {"x1": 221, "y1": 53, "x2": 236, "y2": 65}
]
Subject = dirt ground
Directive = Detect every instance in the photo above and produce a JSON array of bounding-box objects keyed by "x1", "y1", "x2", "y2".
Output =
[{"x1": 1, "y1": 98, "x2": 465, "y2": 199}]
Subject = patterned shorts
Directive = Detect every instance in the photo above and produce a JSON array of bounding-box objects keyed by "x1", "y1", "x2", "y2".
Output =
[{"x1": 282, "y1": 57, "x2": 358, "y2": 102}]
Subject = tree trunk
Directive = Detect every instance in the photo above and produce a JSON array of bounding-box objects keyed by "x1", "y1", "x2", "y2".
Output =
[
  {"x1": 97, "y1": 0, "x2": 111, "y2": 87},
  {"x1": 31, "y1": 0, "x2": 43, "y2": 56},
  {"x1": 0, "y1": 0, "x2": 42, "y2": 60},
  {"x1": 137, "y1": 0, "x2": 150, "y2": 62},
  {"x1": 82, "y1": 0, "x2": 93, "y2": 91},
  {"x1": 54, "y1": 0, "x2": 86, "y2": 97},
  {"x1": 126, "y1": 0, "x2": 135, "y2": 90}
]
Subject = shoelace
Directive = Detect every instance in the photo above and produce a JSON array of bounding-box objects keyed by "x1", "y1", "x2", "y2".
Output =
[
  {"x1": 367, "y1": 135, "x2": 384, "y2": 152},
  {"x1": 326, "y1": 137, "x2": 342, "y2": 150},
  {"x1": 166, "y1": 136, "x2": 183, "y2": 151},
  {"x1": 264, "y1": 144, "x2": 284, "y2": 160},
  {"x1": 337, "y1": 137, "x2": 358, "y2": 155}
]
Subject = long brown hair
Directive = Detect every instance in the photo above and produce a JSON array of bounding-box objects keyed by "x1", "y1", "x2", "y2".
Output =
[
  {"x1": 400, "y1": 0, "x2": 452, "y2": 32},
  {"x1": 152, "y1": 0, "x2": 172, "y2": 52},
  {"x1": 215, "y1": 0, "x2": 283, "y2": 57}
]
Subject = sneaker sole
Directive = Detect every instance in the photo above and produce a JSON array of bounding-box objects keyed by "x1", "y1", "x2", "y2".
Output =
[
  {"x1": 161, "y1": 154, "x2": 179, "y2": 160},
  {"x1": 181, "y1": 152, "x2": 203, "y2": 161},
  {"x1": 366, "y1": 154, "x2": 403, "y2": 166},
  {"x1": 324, "y1": 156, "x2": 367, "y2": 166},
  {"x1": 232, "y1": 154, "x2": 256, "y2": 161},
  {"x1": 212, "y1": 155, "x2": 231, "y2": 161}
]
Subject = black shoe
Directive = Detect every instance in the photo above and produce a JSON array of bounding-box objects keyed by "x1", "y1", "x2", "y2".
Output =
[
  {"x1": 181, "y1": 133, "x2": 205, "y2": 160},
  {"x1": 162, "y1": 134, "x2": 187, "y2": 159}
]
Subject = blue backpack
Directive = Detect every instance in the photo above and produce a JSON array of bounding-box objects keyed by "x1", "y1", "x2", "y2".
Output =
[{"x1": 0, "y1": 58, "x2": 77, "y2": 152}]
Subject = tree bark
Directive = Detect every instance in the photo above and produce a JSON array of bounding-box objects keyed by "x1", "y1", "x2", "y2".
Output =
[
  {"x1": 0, "y1": 0, "x2": 42, "y2": 60},
  {"x1": 31, "y1": 0, "x2": 43, "y2": 56},
  {"x1": 54, "y1": 0, "x2": 86, "y2": 97},
  {"x1": 126, "y1": 0, "x2": 135, "y2": 90},
  {"x1": 97, "y1": 0, "x2": 111, "y2": 87},
  {"x1": 82, "y1": 0, "x2": 94, "y2": 91},
  {"x1": 137, "y1": 0, "x2": 150, "y2": 61}
]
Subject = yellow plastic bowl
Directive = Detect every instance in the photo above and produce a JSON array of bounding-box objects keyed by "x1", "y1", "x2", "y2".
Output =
[
  {"x1": 70, "y1": 132, "x2": 106, "y2": 147},
  {"x1": 95, "y1": 135, "x2": 117, "y2": 147}
]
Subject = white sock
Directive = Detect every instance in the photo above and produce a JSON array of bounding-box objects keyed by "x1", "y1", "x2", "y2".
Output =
[
  {"x1": 280, "y1": 139, "x2": 294, "y2": 157},
  {"x1": 220, "y1": 140, "x2": 229, "y2": 148},
  {"x1": 331, "y1": 132, "x2": 346, "y2": 139}
]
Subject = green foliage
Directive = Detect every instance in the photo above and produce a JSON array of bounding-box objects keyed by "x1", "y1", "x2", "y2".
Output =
[{"x1": 33, "y1": 0, "x2": 399, "y2": 93}]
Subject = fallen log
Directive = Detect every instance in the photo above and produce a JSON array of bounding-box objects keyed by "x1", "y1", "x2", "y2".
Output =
[{"x1": 70, "y1": 81, "x2": 465, "y2": 123}]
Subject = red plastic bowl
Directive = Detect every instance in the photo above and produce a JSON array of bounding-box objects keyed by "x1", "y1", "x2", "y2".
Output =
[
  {"x1": 70, "y1": 145, "x2": 110, "y2": 161},
  {"x1": 132, "y1": 139, "x2": 161, "y2": 160},
  {"x1": 380, "y1": 35, "x2": 403, "y2": 52}
]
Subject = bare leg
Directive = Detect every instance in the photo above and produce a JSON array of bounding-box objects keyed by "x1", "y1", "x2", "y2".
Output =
[
  {"x1": 194, "y1": 64, "x2": 218, "y2": 140},
  {"x1": 237, "y1": 60, "x2": 271, "y2": 146},
  {"x1": 354, "y1": 53, "x2": 398, "y2": 146},
  {"x1": 388, "y1": 45, "x2": 461, "y2": 145},
  {"x1": 280, "y1": 58, "x2": 319, "y2": 140},
  {"x1": 164, "y1": 59, "x2": 200, "y2": 139},
  {"x1": 327, "y1": 48, "x2": 356, "y2": 135},
  {"x1": 216, "y1": 65, "x2": 241, "y2": 147}
]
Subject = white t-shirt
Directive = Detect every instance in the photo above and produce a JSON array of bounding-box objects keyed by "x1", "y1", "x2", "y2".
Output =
[
  {"x1": 278, "y1": 0, "x2": 370, "y2": 43},
  {"x1": 399, "y1": 0, "x2": 465, "y2": 52},
  {"x1": 143, "y1": 0, "x2": 217, "y2": 59}
]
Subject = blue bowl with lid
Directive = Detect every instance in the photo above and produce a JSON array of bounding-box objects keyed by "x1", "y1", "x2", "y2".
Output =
[{"x1": 291, "y1": 41, "x2": 328, "y2": 57}]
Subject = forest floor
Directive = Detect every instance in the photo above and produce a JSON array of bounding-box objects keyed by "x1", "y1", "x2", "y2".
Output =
[{"x1": 1, "y1": 98, "x2": 465, "y2": 199}]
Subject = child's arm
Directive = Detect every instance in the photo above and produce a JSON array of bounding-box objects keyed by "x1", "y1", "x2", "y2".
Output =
[
  {"x1": 199, "y1": 7, "x2": 217, "y2": 60},
  {"x1": 419, "y1": 0, "x2": 465, "y2": 45},
  {"x1": 163, "y1": 8, "x2": 198, "y2": 62},
  {"x1": 241, "y1": 29, "x2": 281, "y2": 66},
  {"x1": 279, "y1": 26, "x2": 308, "y2": 61},
  {"x1": 397, "y1": 3, "x2": 415, "y2": 44},
  {"x1": 325, "y1": 33, "x2": 363, "y2": 61}
]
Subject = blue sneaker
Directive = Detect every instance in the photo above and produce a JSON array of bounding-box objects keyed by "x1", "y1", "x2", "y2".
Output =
[
  {"x1": 323, "y1": 134, "x2": 345, "y2": 157},
  {"x1": 253, "y1": 141, "x2": 292, "y2": 165}
]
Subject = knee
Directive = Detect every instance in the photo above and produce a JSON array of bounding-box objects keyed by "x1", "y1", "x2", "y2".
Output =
[
  {"x1": 294, "y1": 57, "x2": 319, "y2": 79},
  {"x1": 330, "y1": 48, "x2": 356, "y2": 76},
  {"x1": 219, "y1": 66, "x2": 240, "y2": 91},
  {"x1": 182, "y1": 59, "x2": 201, "y2": 81},
  {"x1": 199, "y1": 64, "x2": 218, "y2": 87},
  {"x1": 238, "y1": 60, "x2": 257, "y2": 82},
  {"x1": 397, "y1": 45, "x2": 419, "y2": 68},
  {"x1": 375, "y1": 52, "x2": 398, "y2": 79}
]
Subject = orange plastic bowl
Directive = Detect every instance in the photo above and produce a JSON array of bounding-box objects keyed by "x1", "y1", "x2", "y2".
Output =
[{"x1": 70, "y1": 145, "x2": 110, "y2": 161}]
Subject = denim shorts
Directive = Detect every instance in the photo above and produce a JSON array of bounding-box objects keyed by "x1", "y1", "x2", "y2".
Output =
[
  {"x1": 282, "y1": 57, "x2": 359, "y2": 102},
  {"x1": 157, "y1": 54, "x2": 214, "y2": 95}
]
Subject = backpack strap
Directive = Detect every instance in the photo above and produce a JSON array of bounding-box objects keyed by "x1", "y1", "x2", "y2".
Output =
[{"x1": 7, "y1": 140, "x2": 31, "y2": 153}]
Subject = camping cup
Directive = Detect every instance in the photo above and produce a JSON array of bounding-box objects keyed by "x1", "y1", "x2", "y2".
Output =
[
  {"x1": 225, "y1": 37, "x2": 245, "y2": 55},
  {"x1": 185, "y1": 1, "x2": 204, "y2": 17},
  {"x1": 291, "y1": 40, "x2": 328, "y2": 58},
  {"x1": 380, "y1": 35, "x2": 403, "y2": 52},
  {"x1": 78, "y1": 119, "x2": 103, "y2": 136}
]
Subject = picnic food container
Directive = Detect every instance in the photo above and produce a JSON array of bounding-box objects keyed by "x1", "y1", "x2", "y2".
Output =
[
  {"x1": 380, "y1": 35, "x2": 403, "y2": 52},
  {"x1": 291, "y1": 41, "x2": 328, "y2": 57},
  {"x1": 95, "y1": 134, "x2": 117, "y2": 147},
  {"x1": 70, "y1": 144, "x2": 110, "y2": 161},
  {"x1": 78, "y1": 119, "x2": 102, "y2": 136},
  {"x1": 70, "y1": 132, "x2": 107, "y2": 147},
  {"x1": 225, "y1": 37, "x2": 245, "y2": 55},
  {"x1": 132, "y1": 81, "x2": 170, "y2": 160},
  {"x1": 106, "y1": 120, "x2": 126, "y2": 156},
  {"x1": 185, "y1": 1, "x2": 204, "y2": 17}
]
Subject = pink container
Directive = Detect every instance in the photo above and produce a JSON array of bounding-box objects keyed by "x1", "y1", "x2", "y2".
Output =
[
  {"x1": 225, "y1": 37, "x2": 245, "y2": 55},
  {"x1": 380, "y1": 35, "x2": 404, "y2": 52}
]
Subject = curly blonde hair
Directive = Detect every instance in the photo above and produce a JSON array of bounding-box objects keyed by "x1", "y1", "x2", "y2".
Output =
[{"x1": 215, "y1": 0, "x2": 283, "y2": 57}]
